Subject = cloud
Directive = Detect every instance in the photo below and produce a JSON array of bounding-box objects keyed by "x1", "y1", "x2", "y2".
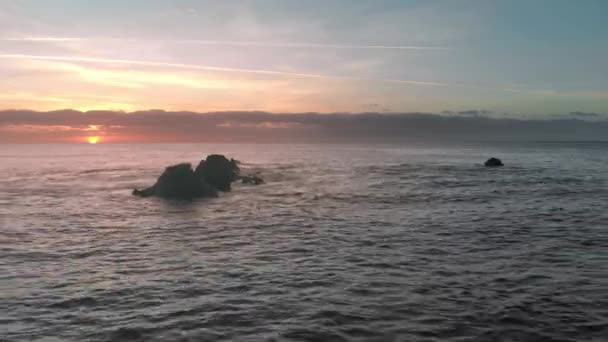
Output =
[
  {"x1": 2, "y1": 54, "x2": 545, "y2": 94},
  {"x1": 175, "y1": 40, "x2": 450, "y2": 50},
  {"x1": 0, "y1": 36, "x2": 450, "y2": 50},
  {"x1": 14, "y1": 58, "x2": 278, "y2": 90},
  {"x1": 0, "y1": 37, "x2": 86, "y2": 42},
  {"x1": 0, "y1": 54, "x2": 450, "y2": 87},
  {"x1": 569, "y1": 111, "x2": 602, "y2": 118},
  {"x1": 1, "y1": 110, "x2": 606, "y2": 143},
  {"x1": 442, "y1": 110, "x2": 494, "y2": 117}
]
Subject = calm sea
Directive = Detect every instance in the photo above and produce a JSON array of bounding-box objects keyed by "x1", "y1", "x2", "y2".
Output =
[{"x1": 2, "y1": 142, "x2": 607, "y2": 341}]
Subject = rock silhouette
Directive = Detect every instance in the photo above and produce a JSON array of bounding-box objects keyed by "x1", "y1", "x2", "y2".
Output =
[
  {"x1": 132, "y1": 163, "x2": 217, "y2": 199},
  {"x1": 133, "y1": 154, "x2": 258, "y2": 199},
  {"x1": 484, "y1": 157, "x2": 504, "y2": 167},
  {"x1": 194, "y1": 154, "x2": 240, "y2": 191}
]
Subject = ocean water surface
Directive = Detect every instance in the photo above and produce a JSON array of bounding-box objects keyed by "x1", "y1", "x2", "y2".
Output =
[{"x1": 1, "y1": 142, "x2": 607, "y2": 341}]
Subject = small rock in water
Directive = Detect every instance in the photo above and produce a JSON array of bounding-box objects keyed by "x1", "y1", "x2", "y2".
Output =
[
  {"x1": 484, "y1": 157, "x2": 504, "y2": 167},
  {"x1": 241, "y1": 175, "x2": 264, "y2": 185}
]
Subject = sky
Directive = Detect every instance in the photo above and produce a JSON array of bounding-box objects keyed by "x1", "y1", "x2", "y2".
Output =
[{"x1": 0, "y1": 0, "x2": 607, "y2": 143}]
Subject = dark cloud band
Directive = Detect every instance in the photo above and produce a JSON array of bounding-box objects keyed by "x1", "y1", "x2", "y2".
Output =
[{"x1": 1, "y1": 110, "x2": 606, "y2": 143}]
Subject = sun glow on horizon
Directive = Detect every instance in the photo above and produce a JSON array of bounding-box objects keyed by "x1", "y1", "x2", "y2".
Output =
[{"x1": 87, "y1": 136, "x2": 100, "y2": 144}]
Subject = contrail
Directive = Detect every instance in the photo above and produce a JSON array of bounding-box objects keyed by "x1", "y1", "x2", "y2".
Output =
[
  {"x1": 175, "y1": 40, "x2": 450, "y2": 50},
  {"x1": 0, "y1": 53, "x2": 450, "y2": 87},
  {"x1": 1, "y1": 37, "x2": 86, "y2": 42},
  {"x1": 0, "y1": 36, "x2": 449, "y2": 50}
]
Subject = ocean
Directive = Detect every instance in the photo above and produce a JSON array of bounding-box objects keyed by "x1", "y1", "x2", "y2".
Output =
[{"x1": 1, "y1": 142, "x2": 607, "y2": 341}]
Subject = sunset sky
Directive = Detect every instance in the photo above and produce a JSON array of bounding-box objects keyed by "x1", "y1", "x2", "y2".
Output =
[
  {"x1": 1, "y1": 0, "x2": 606, "y2": 114},
  {"x1": 1, "y1": 1, "x2": 607, "y2": 143}
]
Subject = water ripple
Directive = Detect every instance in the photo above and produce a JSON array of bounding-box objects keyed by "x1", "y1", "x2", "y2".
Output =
[{"x1": 2, "y1": 143, "x2": 608, "y2": 341}]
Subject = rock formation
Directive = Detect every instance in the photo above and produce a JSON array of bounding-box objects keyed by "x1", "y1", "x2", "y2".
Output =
[
  {"x1": 484, "y1": 157, "x2": 504, "y2": 167},
  {"x1": 133, "y1": 154, "x2": 260, "y2": 199},
  {"x1": 194, "y1": 154, "x2": 240, "y2": 191}
]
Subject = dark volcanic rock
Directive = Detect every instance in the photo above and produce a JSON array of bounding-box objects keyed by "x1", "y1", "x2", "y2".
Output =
[
  {"x1": 133, "y1": 154, "x2": 248, "y2": 199},
  {"x1": 194, "y1": 154, "x2": 240, "y2": 191},
  {"x1": 133, "y1": 163, "x2": 217, "y2": 199},
  {"x1": 484, "y1": 157, "x2": 504, "y2": 167}
]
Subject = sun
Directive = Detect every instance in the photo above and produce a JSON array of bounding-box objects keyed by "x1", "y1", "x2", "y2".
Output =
[{"x1": 87, "y1": 136, "x2": 100, "y2": 144}]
